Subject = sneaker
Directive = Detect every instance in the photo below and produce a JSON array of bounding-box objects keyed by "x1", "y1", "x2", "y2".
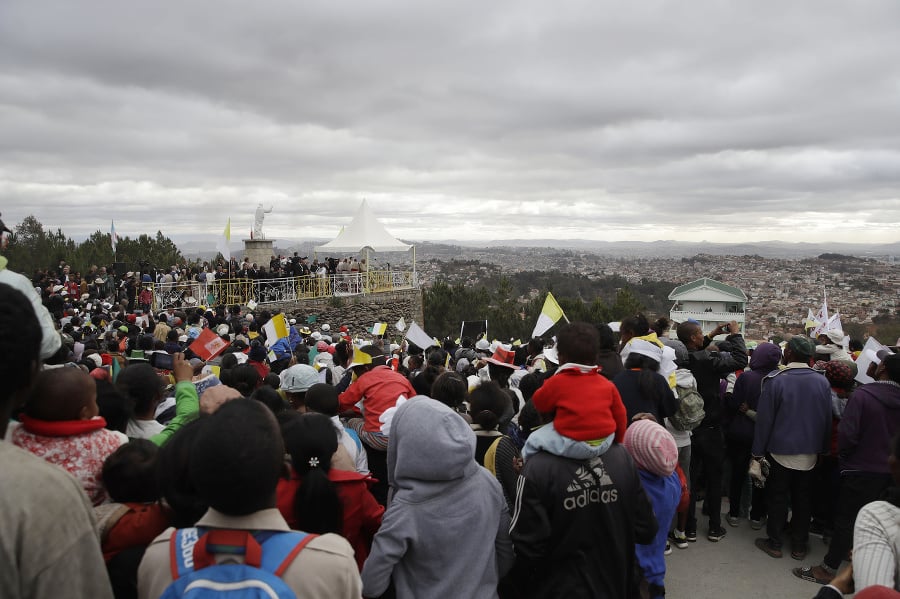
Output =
[
  {"x1": 668, "y1": 530, "x2": 688, "y2": 549},
  {"x1": 707, "y1": 526, "x2": 727, "y2": 542},
  {"x1": 726, "y1": 514, "x2": 741, "y2": 527},
  {"x1": 664, "y1": 541, "x2": 672, "y2": 555},
  {"x1": 749, "y1": 516, "x2": 766, "y2": 530},
  {"x1": 685, "y1": 529, "x2": 697, "y2": 543}
]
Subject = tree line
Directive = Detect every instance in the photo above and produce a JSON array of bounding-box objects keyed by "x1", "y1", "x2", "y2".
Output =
[
  {"x1": 2, "y1": 215, "x2": 184, "y2": 277},
  {"x1": 422, "y1": 277, "x2": 652, "y2": 342}
]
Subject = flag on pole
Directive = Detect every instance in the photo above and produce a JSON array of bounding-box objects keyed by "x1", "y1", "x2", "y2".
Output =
[
  {"x1": 405, "y1": 321, "x2": 437, "y2": 350},
  {"x1": 531, "y1": 292, "x2": 566, "y2": 338},
  {"x1": 394, "y1": 317, "x2": 406, "y2": 332},
  {"x1": 188, "y1": 328, "x2": 229, "y2": 361},
  {"x1": 110, "y1": 220, "x2": 118, "y2": 253},
  {"x1": 813, "y1": 309, "x2": 842, "y2": 338},
  {"x1": 814, "y1": 300, "x2": 829, "y2": 328},
  {"x1": 370, "y1": 322, "x2": 387, "y2": 336},
  {"x1": 804, "y1": 308, "x2": 818, "y2": 331},
  {"x1": 216, "y1": 218, "x2": 231, "y2": 262},
  {"x1": 262, "y1": 313, "x2": 290, "y2": 348}
]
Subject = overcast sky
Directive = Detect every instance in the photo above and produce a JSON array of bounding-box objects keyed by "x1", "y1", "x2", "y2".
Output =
[{"x1": 2, "y1": 1, "x2": 899, "y2": 245}]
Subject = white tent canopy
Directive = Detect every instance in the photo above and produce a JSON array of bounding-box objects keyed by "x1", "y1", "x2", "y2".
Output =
[{"x1": 315, "y1": 199, "x2": 412, "y2": 253}]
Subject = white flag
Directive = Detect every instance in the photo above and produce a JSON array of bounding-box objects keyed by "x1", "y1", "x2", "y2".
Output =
[
  {"x1": 405, "y1": 321, "x2": 436, "y2": 350},
  {"x1": 395, "y1": 317, "x2": 406, "y2": 332}
]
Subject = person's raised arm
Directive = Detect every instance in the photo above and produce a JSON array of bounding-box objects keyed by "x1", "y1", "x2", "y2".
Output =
[{"x1": 149, "y1": 353, "x2": 199, "y2": 446}]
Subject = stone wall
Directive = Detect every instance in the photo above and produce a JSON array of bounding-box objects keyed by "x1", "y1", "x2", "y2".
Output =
[
  {"x1": 242, "y1": 239, "x2": 275, "y2": 269},
  {"x1": 266, "y1": 288, "x2": 424, "y2": 339}
]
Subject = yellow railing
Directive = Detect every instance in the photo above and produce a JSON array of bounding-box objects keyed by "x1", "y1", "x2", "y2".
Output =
[{"x1": 151, "y1": 271, "x2": 416, "y2": 311}]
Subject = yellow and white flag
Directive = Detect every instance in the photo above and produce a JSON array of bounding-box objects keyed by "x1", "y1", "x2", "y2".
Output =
[
  {"x1": 371, "y1": 322, "x2": 388, "y2": 336},
  {"x1": 531, "y1": 292, "x2": 566, "y2": 338},
  {"x1": 216, "y1": 218, "x2": 232, "y2": 262},
  {"x1": 804, "y1": 308, "x2": 818, "y2": 331},
  {"x1": 262, "y1": 313, "x2": 289, "y2": 348}
]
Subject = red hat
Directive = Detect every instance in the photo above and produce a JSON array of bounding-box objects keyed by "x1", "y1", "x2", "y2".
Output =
[
  {"x1": 485, "y1": 346, "x2": 517, "y2": 369},
  {"x1": 339, "y1": 325, "x2": 349, "y2": 333},
  {"x1": 126, "y1": 314, "x2": 137, "y2": 323}
]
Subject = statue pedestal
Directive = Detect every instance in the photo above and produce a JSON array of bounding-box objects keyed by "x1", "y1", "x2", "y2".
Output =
[{"x1": 242, "y1": 239, "x2": 275, "y2": 270}]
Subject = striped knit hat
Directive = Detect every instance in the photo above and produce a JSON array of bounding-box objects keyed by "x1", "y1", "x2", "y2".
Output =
[{"x1": 623, "y1": 420, "x2": 678, "y2": 477}]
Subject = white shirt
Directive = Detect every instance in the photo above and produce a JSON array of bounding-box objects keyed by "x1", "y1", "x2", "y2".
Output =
[{"x1": 126, "y1": 418, "x2": 165, "y2": 440}]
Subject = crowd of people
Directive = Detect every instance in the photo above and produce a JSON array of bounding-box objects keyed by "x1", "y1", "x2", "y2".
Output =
[
  {"x1": 3, "y1": 250, "x2": 900, "y2": 599},
  {"x1": 27, "y1": 253, "x2": 394, "y2": 317}
]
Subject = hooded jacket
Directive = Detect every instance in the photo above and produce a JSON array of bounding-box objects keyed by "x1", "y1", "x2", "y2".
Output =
[
  {"x1": 725, "y1": 342, "x2": 782, "y2": 443},
  {"x1": 838, "y1": 382, "x2": 900, "y2": 475},
  {"x1": 361, "y1": 397, "x2": 514, "y2": 599}
]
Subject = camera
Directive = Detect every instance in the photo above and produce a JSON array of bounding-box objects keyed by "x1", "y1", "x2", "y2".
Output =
[
  {"x1": 723, "y1": 324, "x2": 731, "y2": 333},
  {"x1": 151, "y1": 352, "x2": 174, "y2": 370}
]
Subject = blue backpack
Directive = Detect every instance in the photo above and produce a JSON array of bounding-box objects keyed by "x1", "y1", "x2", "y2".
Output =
[{"x1": 161, "y1": 527, "x2": 317, "y2": 598}]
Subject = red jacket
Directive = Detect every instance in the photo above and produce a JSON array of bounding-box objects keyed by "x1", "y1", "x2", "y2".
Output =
[
  {"x1": 532, "y1": 366, "x2": 627, "y2": 443},
  {"x1": 338, "y1": 366, "x2": 416, "y2": 434},
  {"x1": 276, "y1": 469, "x2": 384, "y2": 571},
  {"x1": 101, "y1": 502, "x2": 171, "y2": 561}
]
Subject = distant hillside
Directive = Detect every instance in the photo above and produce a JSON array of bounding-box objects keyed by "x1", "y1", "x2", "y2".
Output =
[{"x1": 172, "y1": 236, "x2": 900, "y2": 262}]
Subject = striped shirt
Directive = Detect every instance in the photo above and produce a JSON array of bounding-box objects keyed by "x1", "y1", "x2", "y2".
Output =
[{"x1": 854, "y1": 500, "x2": 900, "y2": 591}]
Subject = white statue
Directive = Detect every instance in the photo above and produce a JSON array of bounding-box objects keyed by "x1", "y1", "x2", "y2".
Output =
[{"x1": 253, "y1": 204, "x2": 273, "y2": 239}]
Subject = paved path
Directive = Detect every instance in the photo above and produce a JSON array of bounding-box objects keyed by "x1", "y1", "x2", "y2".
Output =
[{"x1": 665, "y1": 509, "x2": 835, "y2": 598}]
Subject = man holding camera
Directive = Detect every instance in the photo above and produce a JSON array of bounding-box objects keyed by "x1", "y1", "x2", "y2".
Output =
[{"x1": 676, "y1": 319, "x2": 748, "y2": 543}]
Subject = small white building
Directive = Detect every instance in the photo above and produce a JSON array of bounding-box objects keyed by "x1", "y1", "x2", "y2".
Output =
[{"x1": 668, "y1": 278, "x2": 747, "y2": 335}]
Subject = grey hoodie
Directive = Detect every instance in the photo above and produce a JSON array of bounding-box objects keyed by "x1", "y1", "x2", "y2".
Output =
[{"x1": 361, "y1": 396, "x2": 514, "y2": 598}]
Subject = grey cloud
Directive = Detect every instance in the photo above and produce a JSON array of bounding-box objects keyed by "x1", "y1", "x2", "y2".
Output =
[{"x1": 1, "y1": 0, "x2": 900, "y2": 244}]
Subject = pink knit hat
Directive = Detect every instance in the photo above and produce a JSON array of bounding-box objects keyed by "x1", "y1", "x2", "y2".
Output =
[{"x1": 623, "y1": 420, "x2": 678, "y2": 477}]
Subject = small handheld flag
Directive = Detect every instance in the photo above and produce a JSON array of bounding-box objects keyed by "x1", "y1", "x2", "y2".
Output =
[{"x1": 531, "y1": 292, "x2": 567, "y2": 338}]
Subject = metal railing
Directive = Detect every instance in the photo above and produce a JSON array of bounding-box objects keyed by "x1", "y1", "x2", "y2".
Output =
[
  {"x1": 669, "y1": 309, "x2": 746, "y2": 322},
  {"x1": 151, "y1": 271, "x2": 417, "y2": 311}
]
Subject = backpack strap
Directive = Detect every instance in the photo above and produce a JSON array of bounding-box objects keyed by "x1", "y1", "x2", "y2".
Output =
[
  {"x1": 168, "y1": 528, "x2": 317, "y2": 580},
  {"x1": 260, "y1": 532, "x2": 319, "y2": 576},
  {"x1": 483, "y1": 436, "x2": 503, "y2": 476},
  {"x1": 169, "y1": 527, "x2": 204, "y2": 580}
]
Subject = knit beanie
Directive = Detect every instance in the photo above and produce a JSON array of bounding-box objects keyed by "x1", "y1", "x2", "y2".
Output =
[
  {"x1": 824, "y1": 359, "x2": 856, "y2": 389},
  {"x1": 623, "y1": 420, "x2": 678, "y2": 477}
]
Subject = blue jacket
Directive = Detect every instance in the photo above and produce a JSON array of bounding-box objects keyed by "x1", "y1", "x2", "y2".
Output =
[
  {"x1": 752, "y1": 365, "x2": 832, "y2": 457},
  {"x1": 635, "y1": 470, "x2": 681, "y2": 590}
]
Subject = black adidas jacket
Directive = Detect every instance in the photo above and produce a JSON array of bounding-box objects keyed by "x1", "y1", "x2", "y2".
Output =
[{"x1": 507, "y1": 444, "x2": 657, "y2": 599}]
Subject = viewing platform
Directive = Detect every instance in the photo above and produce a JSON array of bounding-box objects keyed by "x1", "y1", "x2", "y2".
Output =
[{"x1": 151, "y1": 271, "x2": 417, "y2": 311}]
